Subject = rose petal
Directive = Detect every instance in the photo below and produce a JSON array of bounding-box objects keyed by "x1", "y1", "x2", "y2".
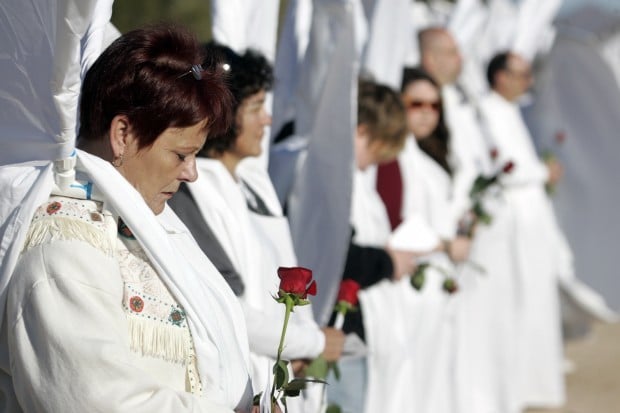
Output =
[{"x1": 306, "y1": 280, "x2": 317, "y2": 297}]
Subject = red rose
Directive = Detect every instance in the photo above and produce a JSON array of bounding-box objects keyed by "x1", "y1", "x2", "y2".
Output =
[
  {"x1": 337, "y1": 279, "x2": 360, "y2": 306},
  {"x1": 502, "y1": 160, "x2": 515, "y2": 174},
  {"x1": 489, "y1": 147, "x2": 499, "y2": 160},
  {"x1": 277, "y1": 267, "x2": 317, "y2": 299}
]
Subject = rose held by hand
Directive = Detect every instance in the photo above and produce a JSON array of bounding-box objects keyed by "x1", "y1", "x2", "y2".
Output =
[
  {"x1": 337, "y1": 279, "x2": 360, "y2": 306},
  {"x1": 277, "y1": 267, "x2": 317, "y2": 299}
]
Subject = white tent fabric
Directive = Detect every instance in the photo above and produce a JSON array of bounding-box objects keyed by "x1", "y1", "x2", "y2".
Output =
[
  {"x1": 511, "y1": 0, "x2": 562, "y2": 62},
  {"x1": 360, "y1": 0, "x2": 414, "y2": 89},
  {"x1": 211, "y1": 0, "x2": 280, "y2": 170},
  {"x1": 448, "y1": 0, "x2": 487, "y2": 52},
  {"x1": 270, "y1": 0, "x2": 313, "y2": 142},
  {"x1": 210, "y1": 0, "x2": 280, "y2": 62},
  {"x1": 80, "y1": 0, "x2": 115, "y2": 78},
  {"x1": 0, "y1": 0, "x2": 100, "y2": 315},
  {"x1": 281, "y1": 0, "x2": 359, "y2": 325},
  {"x1": 0, "y1": 0, "x2": 98, "y2": 166},
  {"x1": 447, "y1": 0, "x2": 561, "y2": 102},
  {"x1": 523, "y1": 4, "x2": 620, "y2": 312}
]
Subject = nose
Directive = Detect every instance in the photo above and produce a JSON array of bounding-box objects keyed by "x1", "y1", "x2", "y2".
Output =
[
  {"x1": 262, "y1": 109, "x2": 272, "y2": 126},
  {"x1": 179, "y1": 157, "x2": 199, "y2": 182}
]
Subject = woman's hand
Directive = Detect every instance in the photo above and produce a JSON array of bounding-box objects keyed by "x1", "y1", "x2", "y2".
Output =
[
  {"x1": 321, "y1": 327, "x2": 345, "y2": 362},
  {"x1": 446, "y1": 236, "x2": 471, "y2": 263},
  {"x1": 386, "y1": 247, "x2": 417, "y2": 280}
]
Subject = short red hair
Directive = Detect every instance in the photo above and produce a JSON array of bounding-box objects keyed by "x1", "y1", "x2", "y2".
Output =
[{"x1": 78, "y1": 24, "x2": 233, "y2": 149}]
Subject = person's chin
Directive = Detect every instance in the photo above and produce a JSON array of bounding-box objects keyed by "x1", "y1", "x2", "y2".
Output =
[
  {"x1": 148, "y1": 195, "x2": 170, "y2": 215},
  {"x1": 150, "y1": 202, "x2": 166, "y2": 215}
]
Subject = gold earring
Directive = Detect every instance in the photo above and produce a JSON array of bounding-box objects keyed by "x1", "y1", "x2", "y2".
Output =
[{"x1": 112, "y1": 153, "x2": 124, "y2": 167}]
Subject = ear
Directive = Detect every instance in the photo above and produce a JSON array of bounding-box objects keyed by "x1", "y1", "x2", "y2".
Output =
[
  {"x1": 496, "y1": 70, "x2": 509, "y2": 88},
  {"x1": 355, "y1": 123, "x2": 370, "y2": 142},
  {"x1": 109, "y1": 115, "x2": 133, "y2": 157}
]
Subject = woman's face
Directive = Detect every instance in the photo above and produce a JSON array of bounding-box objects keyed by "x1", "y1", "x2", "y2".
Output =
[
  {"x1": 117, "y1": 120, "x2": 208, "y2": 214},
  {"x1": 401, "y1": 80, "x2": 441, "y2": 140},
  {"x1": 230, "y1": 89, "x2": 272, "y2": 160}
]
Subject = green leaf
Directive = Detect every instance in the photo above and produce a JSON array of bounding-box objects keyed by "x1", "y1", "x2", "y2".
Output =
[
  {"x1": 283, "y1": 377, "x2": 328, "y2": 393},
  {"x1": 410, "y1": 272, "x2": 425, "y2": 291},
  {"x1": 326, "y1": 404, "x2": 343, "y2": 413},
  {"x1": 273, "y1": 360, "x2": 289, "y2": 389},
  {"x1": 284, "y1": 388, "x2": 301, "y2": 397},
  {"x1": 304, "y1": 355, "x2": 329, "y2": 379},
  {"x1": 410, "y1": 263, "x2": 428, "y2": 291},
  {"x1": 332, "y1": 362, "x2": 341, "y2": 381},
  {"x1": 283, "y1": 378, "x2": 308, "y2": 391},
  {"x1": 252, "y1": 392, "x2": 262, "y2": 406}
]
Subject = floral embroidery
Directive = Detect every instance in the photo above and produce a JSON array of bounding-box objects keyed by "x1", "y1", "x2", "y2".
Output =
[
  {"x1": 169, "y1": 308, "x2": 186, "y2": 326},
  {"x1": 129, "y1": 296, "x2": 144, "y2": 313},
  {"x1": 118, "y1": 219, "x2": 136, "y2": 239},
  {"x1": 46, "y1": 201, "x2": 62, "y2": 215}
]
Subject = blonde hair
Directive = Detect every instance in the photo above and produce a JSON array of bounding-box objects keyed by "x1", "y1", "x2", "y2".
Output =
[{"x1": 357, "y1": 79, "x2": 407, "y2": 160}]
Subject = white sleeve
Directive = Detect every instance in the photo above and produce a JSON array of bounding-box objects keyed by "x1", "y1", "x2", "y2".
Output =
[
  {"x1": 6, "y1": 240, "x2": 232, "y2": 413},
  {"x1": 479, "y1": 105, "x2": 548, "y2": 187},
  {"x1": 242, "y1": 302, "x2": 325, "y2": 361}
]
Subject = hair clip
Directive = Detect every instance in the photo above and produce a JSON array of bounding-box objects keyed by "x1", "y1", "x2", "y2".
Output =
[{"x1": 177, "y1": 64, "x2": 204, "y2": 80}]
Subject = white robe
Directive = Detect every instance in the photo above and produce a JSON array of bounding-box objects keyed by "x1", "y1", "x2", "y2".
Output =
[
  {"x1": 453, "y1": 191, "x2": 522, "y2": 413},
  {"x1": 188, "y1": 158, "x2": 325, "y2": 412},
  {"x1": 360, "y1": 137, "x2": 458, "y2": 413},
  {"x1": 442, "y1": 85, "x2": 492, "y2": 229},
  {"x1": 479, "y1": 91, "x2": 565, "y2": 409}
]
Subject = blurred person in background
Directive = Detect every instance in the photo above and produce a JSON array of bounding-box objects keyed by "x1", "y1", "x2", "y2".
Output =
[
  {"x1": 479, "y1": 51, "x2": 565, "y2": 410},
  {"x1": 168, "y1": 43, "x2": 345, "y2": 413}
]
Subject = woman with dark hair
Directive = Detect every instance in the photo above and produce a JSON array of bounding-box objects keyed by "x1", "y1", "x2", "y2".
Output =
[
  {"x1": 169, "y1": 44, "x2": 344, "y2": 413},
  {"x1": 0, "y1": 25, "x2": 253, "y2": 412},
  {"x1": 400, "y1": 67, "x2": 451, "y2": 175},
  {"x1": 367, "y1": 67, "x2": 468, "y2": 413}
]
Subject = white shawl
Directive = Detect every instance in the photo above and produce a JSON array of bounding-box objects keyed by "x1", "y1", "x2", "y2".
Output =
[
  {"x1": 0, "y1": 152, "x2": 253, "y2": 410},
  {"x1": 78, "y1": 151, "x2": 253, "y2": 408}
]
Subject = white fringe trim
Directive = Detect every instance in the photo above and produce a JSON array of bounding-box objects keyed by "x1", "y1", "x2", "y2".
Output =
[
  {"x1": 127, "y1": 316, "x2": 189, "y2": 364},
  {"x1": 22, "y1": 217, "x2": 114, "y2": 256}
]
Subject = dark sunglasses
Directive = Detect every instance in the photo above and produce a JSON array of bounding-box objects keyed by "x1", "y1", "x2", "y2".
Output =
[{"x1": 406, "y1": 100, "x2": 441, "y2": 112}]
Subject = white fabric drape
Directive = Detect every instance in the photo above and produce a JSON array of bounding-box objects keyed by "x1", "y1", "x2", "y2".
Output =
[
  {"x1": 210, "y1": 0, "x2": 280, "y2": 170},
  {"x1": 270, "y1": 0, "x2": 313, "y2": 142},
  {"x1": 0, "y1": 0, "x2": 101, "y2": 325},
  {"x1": 280, "y1": 0, "x2": 360, "y2": 325},
  {"x1": 210, "y1": 0, "x2": 280, "y2": 62},
  {"x1": 511, "y1": 0, "x2": 562, "y2": 62},
  {"x1": 0, "y1": 0, "x2": 98, "y2": 165},
  {"x1": 523, "y1": 5, "x2": 620, "y2": 313},
  {"x1": 360, "y1": 0, "x2": 414, "y2": 89}
]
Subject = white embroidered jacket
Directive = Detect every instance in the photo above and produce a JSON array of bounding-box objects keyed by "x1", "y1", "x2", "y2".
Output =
[{"x1": 0, "y1": 195, "x2": 233, "y2": 412}]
